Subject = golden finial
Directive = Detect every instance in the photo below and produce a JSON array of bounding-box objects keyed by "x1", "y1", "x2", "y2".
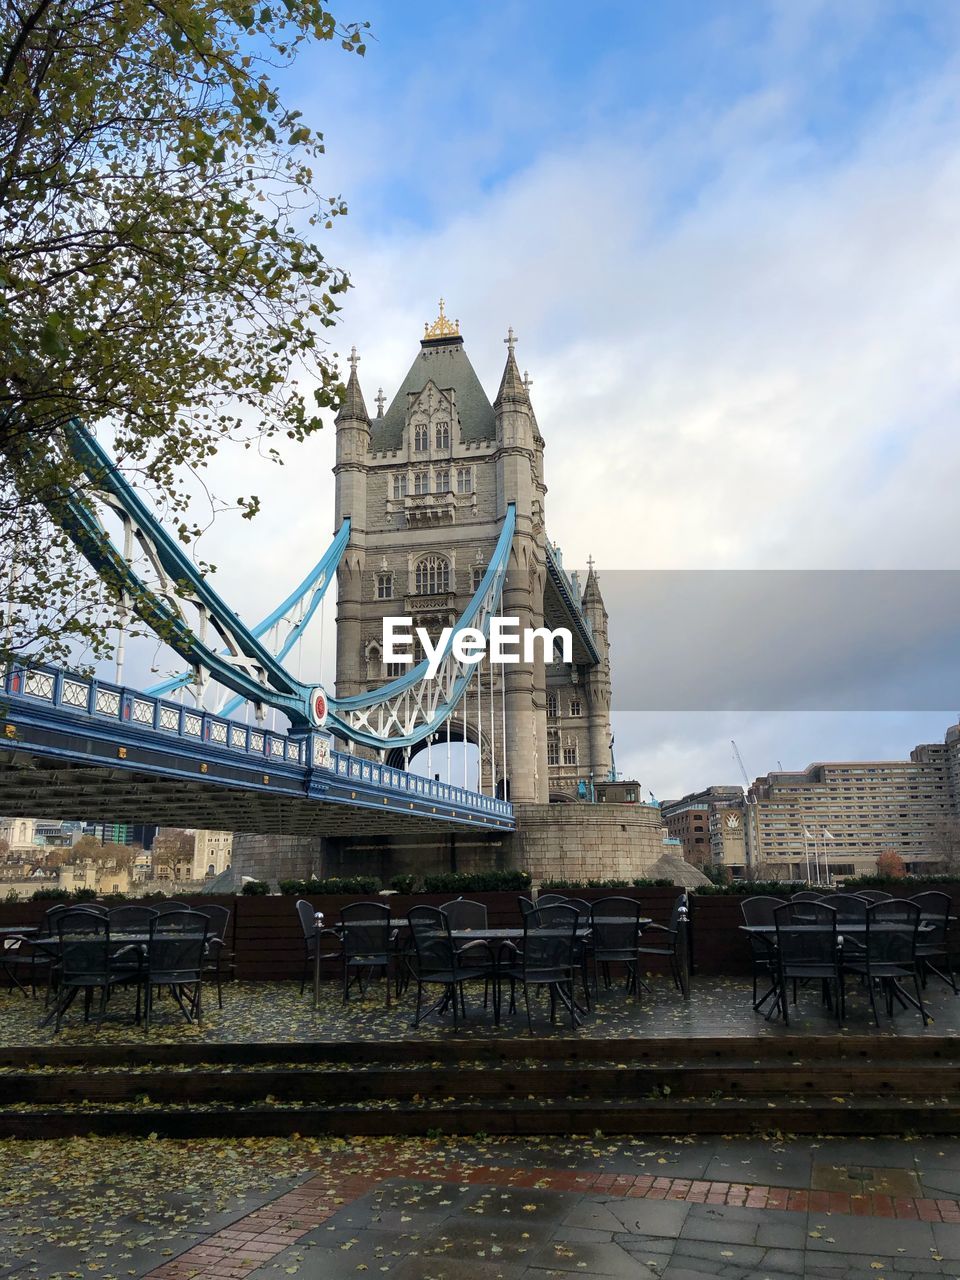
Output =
[{"x1": 424, "y1": 298, "x2": 461, "y2": 340}]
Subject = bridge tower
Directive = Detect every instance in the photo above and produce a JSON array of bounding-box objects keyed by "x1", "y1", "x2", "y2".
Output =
[{"x1": 333, "y1": 305, "x2": 612, "y2": 804}]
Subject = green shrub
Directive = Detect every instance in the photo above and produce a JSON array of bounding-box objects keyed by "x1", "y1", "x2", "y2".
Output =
[
  {"x1": 539, "y1": 878, "x2": 585, "y2": 891},
  {"x1": 389, "y1": 874, "x2": 419, "y2": 894},
  {"x1": 586, "y1": 877, "x2": 630, "y2": 889},
  {"x1": 421, "y1": 869, "x2": 531, "y2": 894},
  {"x1": 303, "y1": 876, "x2": 381, "y2": 895},
  {"x1": 240, "y1": 879, "x2": 271, "y2": 895},
  {"x1": 633, "y1": 878, "x2": 676, "y2": 887},
  {"x1": 277, "y1": 879, "x2": 308, "y2": 896},
  {"x1": 30, "y1": 887, "x2": 70, "y2": 902}
]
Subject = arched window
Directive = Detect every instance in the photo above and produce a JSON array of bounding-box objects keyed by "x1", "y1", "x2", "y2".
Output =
[
  {"x1": 377, "y1": 573, "x2": 393, "y2": 600},
  {"x1": 414, "y1": 423, "x2": 428, "y2": 451},
  {"x1": 415, "y1": 555, "x2": 450, "y2": 595},
  {"x1": 547, "y1": 693, "x2": 559, "y2": 717},
  {"x1": 435, "y1": 421, "x2": 450, "y2": 449},
  {"x1": 472, "y1": 565, "x2": 484, "y2": 591}
]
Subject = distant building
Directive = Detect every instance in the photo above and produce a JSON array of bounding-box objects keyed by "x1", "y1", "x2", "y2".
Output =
[
  {"x1": 740, "y1": 720, "x2": 960, "y2": 881},
  {"x1": 661, "y1": 787, "x2": 746, "y2": 874},
  {"x1": 152, "y1": 828, "x2": 233, "y2": 883},
  {"x1": 594, "y1": 780, "x2": 642, "y2": 804}
]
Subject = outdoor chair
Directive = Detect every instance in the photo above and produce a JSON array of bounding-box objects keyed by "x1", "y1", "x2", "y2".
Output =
[
  {"x1": 773, "y1": 901, "x2": 843, "y2": 1026},
  {"x1": 791, "y1": 891, "x2": 824, "y2": 902},
  {"x1": 559, "y1": 898, "x2": 594, "y2": 1009},
  {"x1": 589, "y1": 896, "x2": 646, "y2": 1003},
  {"x1": 340, "y1": 902, "x2": 397, "y2": 1006},
  {"x1": 517, "y1": 896, "x2": 536, "y2": 919},
  {"x1": 51, "y1": 908, "x2": 142, "y2": 1033},
  {"x1": 194, "y1": 904, "x2": 234, "y2": 1008},
  {"x1": 910, "y1": 891, "x2": 956, "y2": 993},
  {"x1": 536, "y1": 894, "x2": 567, "y2": 908},
  {"x1": 107, "y1": 905, "x2": 159, "y2": 934},
  {"x1": 440, "y1": 898, "x2": 493, "y2": 1004},
  {"x1": 819, "y1": 893, "x2": 868, "y2": 925},
  {"x1": 154, "y1": 900, "x2": 191, "y2": 914},
  {"x1": 739, "y1": 895, "x2": 785, "y2": 1011},
  {"x1": 841, "y1": 899, "x2": 928, "y2": 1027},
  {"x1": 634, "y1": 893, "x2": 691, "y2": 998},
  {"x1": 142, "y1": 910, "x2": 209, "y2": 1030},
  {"x1": 406, "y1": 906, "x2": 496, "y2": 1029},
  {"x1": 497, "y1": 903, "x2": 580, "y2": 1033},
  {"x1": 295, "y1": 898, "x2": 341, "y2": 996},
  {"x1": 854, "y1": 891, "x2": 893, "y2": 903}
]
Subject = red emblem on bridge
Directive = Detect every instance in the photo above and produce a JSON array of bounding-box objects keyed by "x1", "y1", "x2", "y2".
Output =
[{"x1": 310, "y1": 687, "x2": 328, "y2": 728}]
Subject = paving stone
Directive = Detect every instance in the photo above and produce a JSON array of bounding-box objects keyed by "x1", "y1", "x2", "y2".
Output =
[
  {"x1": 673, "y1": 1237, "x2": 766, "y2": 1266},
  {"x1": 680, "y1": 1205, "x2": 760, "y2": 1246},
  {"x1": 527, "y1": 1238, "x2": 658, "y2": 1276},
  {"x1": 607, "y1": 1195, "x2": 692, "y2": 1236},
  {"x1": 757, "y1": 1246, "x2": 807, "y2": 1274},
  {"x1": 754, "y1": 1214, "x2": 810, "y2": 1250},
  {"x1": 930, "y1": 1220, "x2": 960, "y2": 1259},
  {"x1": 804, "y1": 1214, "x2": 935, "y2": 1258},
  {"x1": 553, "y1": 1223, "x2": 618, "y2": 1242},
  {"x1": 561, "y1": 1199, "x2": 627, "y2": 1232}
]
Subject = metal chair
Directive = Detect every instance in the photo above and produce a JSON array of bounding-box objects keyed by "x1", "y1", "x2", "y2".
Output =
[
  {"x1": 406, "y1": 906, "x2": 495, "y2": 1029},
  {"x1": 517, "y1": 896, "x2": 536, "y2": 919},
  {"x1": 340, "y1": 902, "x2": 397, "y2": 1006},
  {"x1": 496, "y1": 903, "x2": 580, "y2": 1033},
  {"x1": 142, "y1": 910, "x2": 209, "y2": 1030},
  {"x1": 791, "y1": 891, "x2": 824, "y2": 902},
  {"x1": 589, "y1": 897, "x2": 646, "y2": 1002},
  {"x1": 842, "y1": 899, "x2": 928, "y2": 1027},
  {"x1": 819, "y1": 893, "x2": 868, "y2": 925},
  {"x1": 854, "y1": 890, "x2": 893, "y2": 903},
  {"x1": 51, "y1": 908, "x2": 142, "y2": 1033},
  {"x1": 295, "y1": 898, "x2": 340, "y2": 996},
  {"x1": 740, "y1": 896, "x2": 785, "y2": 1010},
  {"x1": 634, "y1": 893, "x2": 691, "y2": 998},
  {"x1": 194, "y1": 904, "x2": 234, "y2": 1008},
  {"x1": 911, "y1": 891, "x2": 956, "y2": 993},
  {"x1": 107, "y1": 905, "x2": 159, "y2": 934},
  {"x1": 773, "y1": 900, "x2": 843, "y2": 1025},
  {"x1": 440, "y1": 898, "x2": 488, "y2": 931}
]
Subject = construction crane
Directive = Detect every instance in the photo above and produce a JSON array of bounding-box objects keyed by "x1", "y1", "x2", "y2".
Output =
[{"x1": 731, "y1": 739, "x2": 750, "y2": 789}]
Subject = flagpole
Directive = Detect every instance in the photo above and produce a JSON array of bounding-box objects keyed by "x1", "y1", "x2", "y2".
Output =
[{"x1": 803, "y1": 830, "x2": 811, "y2": 883}]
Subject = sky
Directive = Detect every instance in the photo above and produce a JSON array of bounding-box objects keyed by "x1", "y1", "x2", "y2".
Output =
[{"x1": 120, "y1": 0, "x2": 960, "y2": 798}]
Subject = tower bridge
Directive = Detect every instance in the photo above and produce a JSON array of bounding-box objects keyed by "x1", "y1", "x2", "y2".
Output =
[{"x1": 0, "y1": 308, "x2": 670, "y2": 882}]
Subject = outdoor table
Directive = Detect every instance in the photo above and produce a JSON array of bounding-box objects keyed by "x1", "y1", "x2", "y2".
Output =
[{"x1": 0, "y1": 926, "x2": 42, "y2": 997}]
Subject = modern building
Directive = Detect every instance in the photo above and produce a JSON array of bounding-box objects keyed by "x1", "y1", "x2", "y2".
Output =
[
  {"x1": 332, "y1": 306, "x2": 614, "y2": 805},
  {"x1": 742, "y1": 721, "x2": 960, "y2": 880},
  {"x1": 661, "y1": 787, "x2": 746, "y2": 874}
]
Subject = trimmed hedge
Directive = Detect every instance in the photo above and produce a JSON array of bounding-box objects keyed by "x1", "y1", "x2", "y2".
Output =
[
  {"x1": 420, "y1": 870, "x2": 532, "y2": 894},
  {"x1": 240, "y1": 879, "x2": 271, "y2": 895},
  {"x1": 539, "y1": 877, "x2": 674, "y2": 891},
  {"x1": 277, "y1": 876, "x2": 381, "y2": 896}
]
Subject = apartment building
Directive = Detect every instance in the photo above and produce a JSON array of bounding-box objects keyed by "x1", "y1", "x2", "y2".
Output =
[{"x1": 660, "y1": 786, "x2": 746, "y2": 873}]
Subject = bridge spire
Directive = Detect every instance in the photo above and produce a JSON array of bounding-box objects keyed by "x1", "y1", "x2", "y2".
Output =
[
  {"x1": 495, "y1": 325, "x2": 529, "y2": 407},
  {"x1": 335, "y1": 346, "x2": 370, "y2": 425}
]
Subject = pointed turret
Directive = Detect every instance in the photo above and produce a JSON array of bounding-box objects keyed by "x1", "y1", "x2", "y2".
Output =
[
  {"x1": 494, "y1": 328, "x2": 531, "y2": 409},
  {"x1": 335, "y1": 347, "x2": 370, "y2": 425}
]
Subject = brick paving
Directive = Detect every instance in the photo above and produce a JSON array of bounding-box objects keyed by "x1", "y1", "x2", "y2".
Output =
[{"x1": 144, "y1": 1146, "x2": 960, "y2": 1280}]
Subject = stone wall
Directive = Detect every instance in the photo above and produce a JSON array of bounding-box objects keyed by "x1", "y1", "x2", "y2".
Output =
[
  {"x1": 501, "y1": 802, "x2": 669, "y2": 883},
  {"x1": 232, "y1": 803, "x2": 669, "y2": 887}
]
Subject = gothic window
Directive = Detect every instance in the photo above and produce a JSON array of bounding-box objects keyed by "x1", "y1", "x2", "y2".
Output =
[
  {"x1": 569, "y1": 697, "x2": 582, "y2": 717},
  {"x1": 393, "y1": 473, "x2": 408, "y2": 499},
  {"x1": 413, "y1": 471, "x2": 430, "y2": 495},
  {"x1": 547, "y1": 741, "x2": 560, "y2": 766},
  {"x1": 435, "y1": 421, "x2": 450, "y2": 449},
  {"x1": 547, "y1": 693, "x2": 559, "y2": 717},
  {"x1": 415, "y1": 554, "x2": 450, "y2": 596},
  {"x1": 563, "y1": 743, "x2": 578, "y2": 766},
  {"x1": 385, "y1": 662, "x2": 407, "y2": 678},
  {"x1": 377, "y1": 573, "x2": 393, "y2": 600},
  {"x1": 456, "y1": 466, "x2": 473, "y2": 494},
  {"x1": 414, "y1": 423, "x2": 428, "y2": 452},
  {"x1": 472, "y1": 565, "x2": 484, "y2": 591},
  {"x1": 434, "y1": 468, "x2": 449, "y2": 492}
]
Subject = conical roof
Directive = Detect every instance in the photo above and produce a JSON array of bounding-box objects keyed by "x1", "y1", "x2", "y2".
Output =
[
  {"x1": 372, "y1": 334, "x2": 495, "y2": 452},
  {"x1": 334, "y1": 358, "x2": 369, "y2": 426},
  {"x1": 494, "y1": 346, "x2": 530, "y2": 408}
]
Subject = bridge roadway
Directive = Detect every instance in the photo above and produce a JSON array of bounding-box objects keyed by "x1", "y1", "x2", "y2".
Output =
[{"x1": 0, "y1": 667, "x2": 514, "y2": 836}]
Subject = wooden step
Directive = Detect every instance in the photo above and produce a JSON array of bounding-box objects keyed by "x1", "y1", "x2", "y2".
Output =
[{"x1": 1, "y1": 1095, "x2": 959, "y2": 1139}]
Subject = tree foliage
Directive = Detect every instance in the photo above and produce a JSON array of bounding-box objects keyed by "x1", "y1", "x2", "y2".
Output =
[
  {"x1": 876, "y1": 848, "x2": 907, "y2": 879},
  {"x1": 0, "y1": 0, "x2": 367, "y2": 668}
]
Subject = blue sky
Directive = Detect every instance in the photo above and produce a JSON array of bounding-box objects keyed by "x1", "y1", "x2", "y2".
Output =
[{"x1": 124, "y1": 1, "x2": 960, "y2": 797}]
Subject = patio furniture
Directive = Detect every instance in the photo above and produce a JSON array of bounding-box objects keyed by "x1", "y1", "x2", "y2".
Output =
[
  {"x1": 295, "y1": 899, "x2": 341, "y2": 997},
  {"x1": 440, "y1": 898, "x2": 493, "y2": 1005},
  {"x1": 142, "y1": 910, "x2": 209, "y2": 1030},
  {"x1": 496, "y1": 903, "x2": 580, "y2": 1033},
  {"x1": 536, "y1": 894, "x2": 567, "y2": 908},
  {"x1": 589, "y1": 897, "x2": 646, "y2": 1002},
  {"x1": 195, "y1": 904, "x2": 234, "y2": 1008},
  {"x1": 557, "y1": 897, "x2": 594, "y2": 1010},
  {"x1": 51, "y1": 908, "x2": 142, "y2": 1033},
  {"x1": 517, "y1": 896, "x2": 536, "y2": 919},
  {"x1": 791, "y1": 891, "x2": 824, "y2": 902},
  {"x1": 773, "y1": 901, "x2": 843, "y2": 1026},
  {"x1": 819, "y1": 894, "x2": 868, "y2": 925},
  {"x1": 739, "y1": 896, "x2": 785, "y2": 1010},
  {"x1": 340, "y1": 902, "x2": 397, "y2": 1006},
  {"x1": 407, "y1": 906, "x2": 496, "y2": 1029},
  {"x1": 108, "y1": 905, "x2": 160, "y2": 934},
  {"x1": 634, "y1": 893, "x2": 691, "y2": 998},
  {"x1": 854, "y1": 890, "x2": 893, "y2": 903},
  {"x1": 910, "y1": 891, "x2": 956, "y2": 993},
  {"x1": 841, "y1": 899, "x2": 928, "y2": 1027},
  {"x1": 154, "y1": 900, "x2": 191, "y2": 914}
]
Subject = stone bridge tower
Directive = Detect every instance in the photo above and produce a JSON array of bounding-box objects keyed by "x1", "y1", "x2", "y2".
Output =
[{"x1": 333, "y1": 305, "x2": 612, "y2": 803}]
